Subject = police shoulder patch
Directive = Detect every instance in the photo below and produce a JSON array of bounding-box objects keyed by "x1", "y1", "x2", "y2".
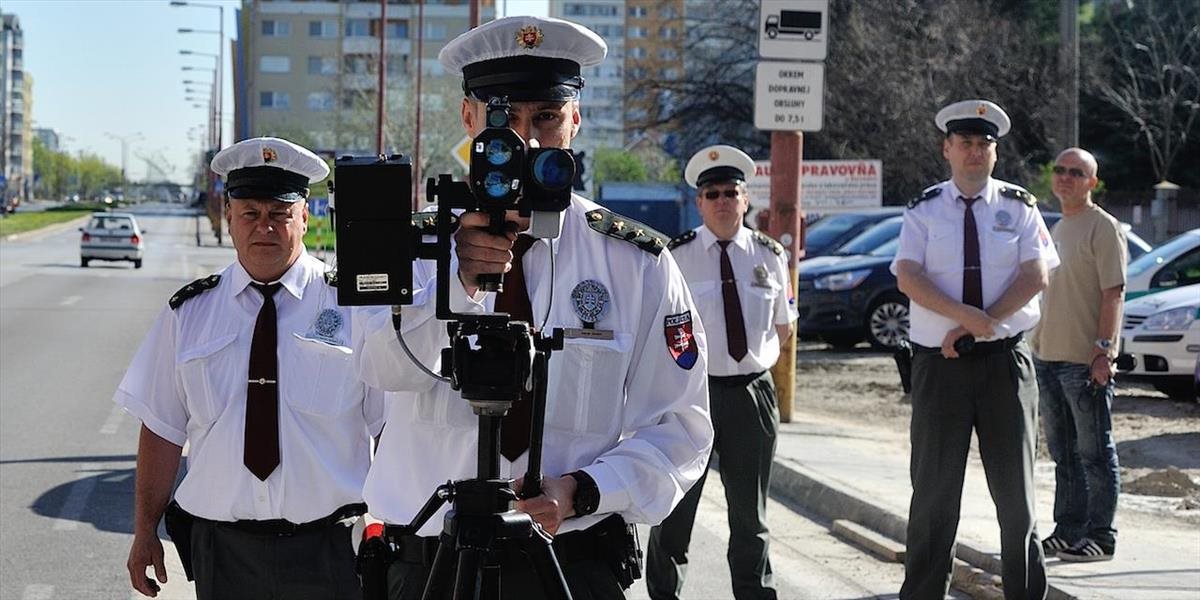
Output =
[
  {"x1": 667, "y1": 229, "x2": 697, "y2": 250},
  {"x1": 752, "y1": 231, "x2": 785, "y2": 256},
  {"x1": 906, "y1": 186, "x2": 941, "y2": 209},
  {"x1": 585, "y1": 208, "x2": 669, "y2": 256},
  {"x1": 169, "y1": 274, "x2": 221, "y2": 310},
  {"x1": 1000, "y1": 186, "x2": 1038, "y2": 207}
]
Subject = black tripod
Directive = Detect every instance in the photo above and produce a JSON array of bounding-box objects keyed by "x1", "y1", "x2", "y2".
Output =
[{"x1": 386, "y1": 318, "x2": 572, "y2": 600}]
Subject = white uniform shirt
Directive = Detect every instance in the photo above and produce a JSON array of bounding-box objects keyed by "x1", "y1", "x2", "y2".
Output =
[
  {"x1": 671, "y1": 225, "x2": 798, "y2": 377},
  {"x1": 890, "y1": 178, "x2": 1060, "y2": 347},
  {"x1": 114, "y1": 252, "x2": 385, "y2": 523},
  {"x1": 353, "y1": 196, "x2": 714, "y2": 536}
]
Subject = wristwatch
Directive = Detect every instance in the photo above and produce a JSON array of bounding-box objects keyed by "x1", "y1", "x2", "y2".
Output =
[
  {"x1": 1095, "y1": 338, "x2": 1113, "y2": 352},
  {"x1": 567, "y1": 470, "x2": 600, "y2": 518}
]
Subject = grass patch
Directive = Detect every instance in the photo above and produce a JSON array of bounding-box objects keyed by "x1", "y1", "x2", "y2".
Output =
[
  {"x1": 0, "y1": 210, "x2": 93, "y2": 237},
  {"x1": 304, "y1": 216, "x2": 336, "y2": 251}
]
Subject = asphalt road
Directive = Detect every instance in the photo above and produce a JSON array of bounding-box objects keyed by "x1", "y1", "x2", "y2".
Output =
[{"x1": 1, "y1": 207, "x2": 923, "y2": 600}]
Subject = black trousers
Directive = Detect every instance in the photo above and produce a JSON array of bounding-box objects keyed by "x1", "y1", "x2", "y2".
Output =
[
  {"x1": 384, "y1": 539, "x2": 624, "y2": 600},
  {"x1": 190, "y1": 519, "x2": 362, "y2": 600},
  {"x1": 900, "y1": 340, "x2": 1047, "y2": 600},
  {"x1": 646, "y1": 371, "x2": 779, "y2": 600}
]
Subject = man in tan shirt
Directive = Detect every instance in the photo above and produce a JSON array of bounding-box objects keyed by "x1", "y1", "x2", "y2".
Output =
[{"x1": 1031, "y1": 147, "x2": 1125, "y2": 562}]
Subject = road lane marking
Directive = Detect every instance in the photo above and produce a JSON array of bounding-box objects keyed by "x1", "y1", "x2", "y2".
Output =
[
  {"x1": 99, "y1": 404, "x2": 125, "y2": 435},
  {"x1": 22, "y1": 584, "x2": 53, "y2": 599},
  {"x1": 59, "y1": 295, "x2": 82, "y2": 306},
  {"x1": 52, "y1": 476, "x2": 98, "y2": 531}
]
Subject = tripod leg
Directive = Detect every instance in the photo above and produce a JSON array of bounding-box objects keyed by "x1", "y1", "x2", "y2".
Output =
[
  {"x1": 421, "y1": 535, "x2": 455, "y2": 600},
  {"x1": 452, "y1": 547, "x2": 483, "y2": 600},
  {"x1": 517, "y1": 533, "x2": 573, "y2": 600}
]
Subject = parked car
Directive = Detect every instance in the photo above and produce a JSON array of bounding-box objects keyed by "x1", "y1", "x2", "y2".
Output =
[
  {"x1": 801, "y1": 208, "x2": 903, "y2": 258},
  {"x1": 80, "y1": 212, "x2": 144, "y2": 268},
  {"x1": 1124, "y1": 229, "x2": 1200, "y2": 300},
  {"x1": 1040, "y1": 212, "x2": 1152, "y2": 262},
  {"x1": 1117, "y1": 283, "x2": 1200, "y2": 401},
  {"x1": 798, "y1": 217, "x2": 1152, "y2": 351},
  {"x1": 800, "y1": 215, "x2": 903, "y2": 272}
]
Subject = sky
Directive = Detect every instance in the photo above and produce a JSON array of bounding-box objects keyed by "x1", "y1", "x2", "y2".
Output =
[{"x1": 7, "y1": 0, "x2": 549, "y2": 185}]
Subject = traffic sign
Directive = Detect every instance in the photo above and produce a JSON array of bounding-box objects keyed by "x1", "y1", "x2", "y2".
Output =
[
  {"x1": 754, "y1": 61, "x2": 824, "y2": 131},
  {"x1": 451, "y1": 135, "x2": 472, "y2": 171},
  {"x1": 759, "y1": 0, "x2": 828, "y2": 61}
]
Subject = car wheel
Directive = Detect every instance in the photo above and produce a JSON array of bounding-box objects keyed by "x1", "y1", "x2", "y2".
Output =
[
  {"x1": 134, "y1": 259, "x2": 143, "y2": 269},
  {"x1": 81, "y1": 258, "x2": 89, "y2": 268},
  {"x1": 820, "y1": 332, "x2": 864, "y2": 350},
  {"x1": 1153, "y1": 380, "x2": 1198, "y2": 402},
  {"x1": 865, "y1": 293, "x2": 910, "y2": 350}
]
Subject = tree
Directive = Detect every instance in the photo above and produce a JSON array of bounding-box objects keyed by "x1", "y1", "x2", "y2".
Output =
[
  {"x1": 1091, "y1": 0, "x2": 1199, "y2": 184},
  {"x1": 593, "y1": 148, "x2": 648, "y2": 185}
]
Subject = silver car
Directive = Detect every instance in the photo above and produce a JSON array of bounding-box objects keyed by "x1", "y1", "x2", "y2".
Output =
[{"x1": 80, "y1": 212, "x2": 144, "y2": 268}]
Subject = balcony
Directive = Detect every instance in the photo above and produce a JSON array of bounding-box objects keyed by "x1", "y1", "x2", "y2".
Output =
[{"x1": 343, "y1": 37, "x2": 411, "y2": 56}]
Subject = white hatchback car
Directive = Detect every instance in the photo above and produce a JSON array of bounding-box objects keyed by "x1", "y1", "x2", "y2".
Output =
[
  {"x1": 1125, "y1": 228, "x2": 1200, "y2": 300},
  {"x1": 80, "y1": 212, "x2": 144, "y2": 268},
  {"x1": 1118, "y1": 283, "x2": 1200, "y2": 401}
]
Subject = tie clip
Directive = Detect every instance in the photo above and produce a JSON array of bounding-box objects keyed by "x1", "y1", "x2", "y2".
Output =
[
  {"x1": 248, "y1": 378, "x2": 277, "y2": 385},
  {"x1": 964, "y1": 266, "x2": 982, "y2": 271}
]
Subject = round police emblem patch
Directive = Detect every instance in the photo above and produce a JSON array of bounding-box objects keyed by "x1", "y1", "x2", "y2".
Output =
[
  {"x1": 313, "y1": 308, "x2": 344, "y2": 341},
  {"x1": 571, "y1": 280, "x2": 610, "y2": 325},
  {"x1": 995, "y1": 210, "x2": 1014, "y2": 228}
]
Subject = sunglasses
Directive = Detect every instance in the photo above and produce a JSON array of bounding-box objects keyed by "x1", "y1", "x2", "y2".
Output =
[
  {"x1": 1052, "y1": 165, "x2": 1088, "y2": 178},
  {"x1": 703, "y1": 189, "x2": 741, "y2": 200}
]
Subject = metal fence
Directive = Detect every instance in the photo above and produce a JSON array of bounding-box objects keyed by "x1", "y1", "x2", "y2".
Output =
[{"x1": 1097, "y1": 190, "x2": 1200, "y2": 245}]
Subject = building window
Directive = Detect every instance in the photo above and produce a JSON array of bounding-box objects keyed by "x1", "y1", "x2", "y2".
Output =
[
  {"x1": 629, "y1": 67, "x2": 647, "y2": 78},
  {"x1": 660, "y1": 6, "x2": 679, "y2": 19},
  {"x1": 308, "y1": 56, "x2": 337, "y2": 75},
  {"x1": 628, "y1": 6, "x2": 648, "y2": 17},
  {"x1": 260, "y1": 91, "x2": 290, "y2": 109},
  {"x1": 308, "y1": 92, "x2": 335, "y2": 112},
  {"x1": 385, "y1": 54, "x2": 409, "y2": 76},
  {"x1": 262, "y1": 20, "x2": 290, "y2": 37},
  {"x1": 628, "y1": 26, "x2": 647, "y2": 38},
  {"x1": 565, "y1": 3, "x2": 618, "y2": 17},
  {"x1": 628, "y1": 46, "x2": 646, "y2": 59},
  {"x1": 422, "y1": 22, "x2": 447, "y2": 39},
  {"x1": 660, "y1": 26, "x2": 677, "y2": 39},
  {"x1": 260, "y1": 56, "x2": 291, "y2": 73},
  {"x1": 309, "y1": 20, "x2": 337, "y2": 38},
  {"x1": 345, "y1": 19, "x2": 371, "y2": 37},
  {"x1": 660, "y1": 67, "x2": 680, "y2": 79},
  {"x1": 657, "y1": 48, "x2": 678, "y2": 61},
  {"x1": 344, "y1": 54, "x2": 371, "y2": 74},
  {"x1": 381, "y1": 20, "x2": 408, "y2": 39}
]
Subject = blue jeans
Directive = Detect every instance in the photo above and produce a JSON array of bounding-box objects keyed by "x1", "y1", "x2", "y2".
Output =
[{"x1": 1034, "y1": 358, "x2": 1120, "y2": 547}]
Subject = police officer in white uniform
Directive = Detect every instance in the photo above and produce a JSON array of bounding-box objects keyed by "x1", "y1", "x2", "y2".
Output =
[
  {"x1": 892, "y1": 101, "x2": 1058, "y2": 600},
  {"x1": 118, "y1": 137, "x2": 385, "y2": 600},
  {"x1": 353, "y1": 15, "x2": 713, "y2": 600},
  {"x1": 646, "y1": 145, "x2": 796, "y2": 600}
]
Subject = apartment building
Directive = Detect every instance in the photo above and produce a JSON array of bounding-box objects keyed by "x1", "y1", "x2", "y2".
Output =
[
  {"x1": 1, "y1": 12, "x2": 32, "y2": 206},
  {"x1": 549, "y1": 0, "x2": 625, "y2": 165},
  {"x1": 234, "y1": 0, "x2": 494, "y2": 154}
]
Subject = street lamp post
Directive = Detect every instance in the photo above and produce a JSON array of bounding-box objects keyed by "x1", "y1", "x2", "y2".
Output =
[
  {"x1": 175, "y1": 1, "x2": 226, "y2": 245},
  {"x1": 105, "y1": 131, "x2": 143, "y2": 201}
]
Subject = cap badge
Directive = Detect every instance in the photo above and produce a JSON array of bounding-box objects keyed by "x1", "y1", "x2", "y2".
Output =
[
  {"x1": 516, "y1": 25, "x2": 544, "y2": 50},
  {"x1": 976, "y1": 103, "x2": 988, "y2": 116},
  {"x1": 708, "y1": 150, "x2": 720, "y2": 161},
  {"x1": 262, "y1": 147, "x2": 278, "y2": 164},
  {"x1": 571, "y1": 279, "x2": 610, "y2": 326}
]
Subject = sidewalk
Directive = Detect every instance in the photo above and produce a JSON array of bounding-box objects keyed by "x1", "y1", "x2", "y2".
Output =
[{"x1": 769, "y1": 412, "x2": 1200, "y2": 599}]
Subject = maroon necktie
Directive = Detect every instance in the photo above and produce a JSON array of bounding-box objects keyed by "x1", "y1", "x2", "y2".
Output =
[
  {"x1": 960, "y1": 196, "x2": 984, "y2": 309},
  {"x1": 245, "y1": 282, "x2": 282, "y2": 480},
  {"x1": 718, "y1": 240, "x2": 749, "y2": 362},
  {"x1": 495, "y1": 235, "x2": 536, "y2": 462}
]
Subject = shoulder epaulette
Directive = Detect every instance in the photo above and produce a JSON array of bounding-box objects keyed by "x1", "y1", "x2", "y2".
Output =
[
  {"x1": 1000, "y1": 186, "x2": 1038, "y2": 207},
  {"x1": 752, "y1": 231, "x2": 785, "y2": 256},
  {"x1": 668, "y1": 229, "x2": 697, "y2": 250},
  {"x1": 907, "y1": 186, "x2": 940, "y2": 209},
  {"x1": 411, "y1": 211, "x2": 458, "y2": 235},
  {"x1": 585, "y1": 208, "x2": 668, "y2": 256},
  {"x1": 169, "y1": 274, "x2": 221, "y2": 310},
  {"x1": 324, "y1": 270, "x2": 338, "y2": 286}
]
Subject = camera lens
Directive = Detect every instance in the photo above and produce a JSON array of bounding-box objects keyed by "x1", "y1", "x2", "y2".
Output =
[
  {"x1": 530, "y1": 150, "x2": 575, "y2": 191},
  {"x1": 483, "y1": 171, "x2": 513, "y2": 199},
  {"x1": 485, "y1": 139, "x2": 513, "y2": 166}
]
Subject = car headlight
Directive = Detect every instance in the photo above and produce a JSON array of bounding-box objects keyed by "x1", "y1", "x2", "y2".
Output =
[
  {"x1": 1141, "y1": 306, "x2": 1199, "y2": 331},
  {"x1": 814, "y1": 269, "x2": 872, "y2": 291}
]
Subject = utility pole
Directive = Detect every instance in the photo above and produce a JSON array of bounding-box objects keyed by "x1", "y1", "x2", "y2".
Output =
[
  {"x1": 1059, "y1": 0, "x2": 1079, "y2": 147},
  {"x1": 377, "y1": 0, "x2": 387, "y2": 155},
  {"x1": 413, "y1": 0, "x2": 425, "y2": 207}
]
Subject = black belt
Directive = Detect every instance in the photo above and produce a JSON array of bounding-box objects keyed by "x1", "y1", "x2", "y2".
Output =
[
  {"x1": 384, "y1": 514, "x2": 626, "y2": 566},
  {"x1": 192, "y1": 502, "x2": 367, "y2": 536},
  {"x1": 912, "y1": 332, "x2": 1023, "y2": 356},
  {"x1": 708, "y1": 371, "x2": 766, "y2": 387}
]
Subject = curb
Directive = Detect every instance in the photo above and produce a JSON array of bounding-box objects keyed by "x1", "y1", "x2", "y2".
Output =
[
  {"x1": 769, "y1": 456, "x2": 1077, "y2": 600},
  {"x1": 1, "y1": 214, "x2": 91, "y2": 243}
]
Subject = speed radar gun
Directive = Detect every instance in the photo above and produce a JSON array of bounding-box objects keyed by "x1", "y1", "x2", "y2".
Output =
[{"x1": 334, "y1": 97, "x2": 578, "y2": 600}]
